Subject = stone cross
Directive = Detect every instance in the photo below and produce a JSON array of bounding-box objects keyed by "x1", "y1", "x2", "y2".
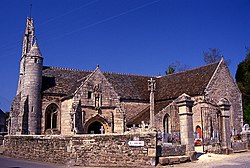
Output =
[
  {"x1": 100, "y1": 126, "x2": 104, "y2": 134},
  {"x1": 148, "y1": 78, "x2": 156, "y2": 92},
  {"x1": 148, "y1": 78, "x2": 156, "y2": 128}
]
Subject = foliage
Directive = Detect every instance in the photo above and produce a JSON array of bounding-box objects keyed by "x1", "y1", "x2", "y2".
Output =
[
  {"x1": 204, "y1": 48, "x2": 222, "y2": 64},
  {"x1": 165, "y1": 61, "x2": 189, "y2": 75},
  {"x1": 236, "y1": 50, "x2": 250, "y2": 124},
  {"x1": 165, "y1": 64, "x2": 176, "y2": 75},
  {"x1": 203, "y1": 48, "x2": 231, "y2": 65}
]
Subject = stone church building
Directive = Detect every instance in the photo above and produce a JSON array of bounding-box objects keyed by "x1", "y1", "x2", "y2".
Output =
[{"x1": 10, "y1": 17, "x2": 243, "y2": 141}]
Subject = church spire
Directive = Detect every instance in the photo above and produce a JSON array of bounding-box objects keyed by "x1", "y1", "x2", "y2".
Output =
[{"x1": 21, "y1": 17, "x2": 35, "y2": 57}]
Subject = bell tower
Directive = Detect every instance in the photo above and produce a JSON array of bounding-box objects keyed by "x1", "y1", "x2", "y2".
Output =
[
  {"x1": 15, "y1": 17, "x2": 43, "y2": 135},
  {"x1": 17, "y1": 17, "x2": 34, "y2": 94}
]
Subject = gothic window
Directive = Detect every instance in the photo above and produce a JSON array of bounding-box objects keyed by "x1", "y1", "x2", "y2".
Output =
[
  {"x1": 163, "y1": 114, "x2": 171, "y2": 134},
  {"x1": 45, "y1": 104, "x2": 58, "y2": 129}
]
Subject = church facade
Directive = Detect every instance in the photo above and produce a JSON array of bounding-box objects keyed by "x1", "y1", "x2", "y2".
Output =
[{"x1": 10, "y1": 18, "x2": 243, "y2": 141}]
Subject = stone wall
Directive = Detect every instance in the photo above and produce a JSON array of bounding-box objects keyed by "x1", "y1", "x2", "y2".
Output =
[
  {"x1": 231, "y1": 142, "x2": 248, "y2": 152},
  {"x1": 205, "y1": 61, "x2": 243, "y2": 132},
  {"x1": 4, "y1": 132, "x2": 157, "y2": 167},
  {"x1": 160, "y1": 144, "x2": 186, "y2": 156}
]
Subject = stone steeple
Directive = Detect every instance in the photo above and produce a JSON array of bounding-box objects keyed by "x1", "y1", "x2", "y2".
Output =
[
  {"x1": 17, "y1": 17, "x2": 35, "y2": 94},
  {"x1": 22, "y1": 17, "x2": 34, "y2": 56},
  {"x1": 13, "y1": 17, "x2": 43, "y2": 135}
]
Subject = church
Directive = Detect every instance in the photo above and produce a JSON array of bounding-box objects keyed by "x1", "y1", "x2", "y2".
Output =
[{"x1": 10, "y1": 17, "x2": 243, "y2": 141}]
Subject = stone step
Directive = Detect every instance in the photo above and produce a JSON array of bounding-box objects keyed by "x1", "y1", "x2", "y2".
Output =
[{"x1": 159, "y1": 155, "x2": 191, "y2": 165}]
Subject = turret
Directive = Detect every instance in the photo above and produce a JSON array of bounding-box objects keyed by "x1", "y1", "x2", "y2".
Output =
[
  {"x1": 17, "y1": 17, "x2": 34, "y2": 94},
  {"x1": 23, "y1": 40, "x2": 43, "y2": 134},
  {"x1": 13, "y1": 17, "x2": 43, "y2": 135}
]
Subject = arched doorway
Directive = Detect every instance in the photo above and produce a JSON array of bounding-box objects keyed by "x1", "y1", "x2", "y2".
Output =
[{"x1": 87, "y1": 121, "x2": 105, "y2": 134}]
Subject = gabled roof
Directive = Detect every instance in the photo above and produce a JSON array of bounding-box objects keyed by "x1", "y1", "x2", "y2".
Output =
[
  {"x1": 156, "y1": 62, "x2": 219, "y2": 100},
  {"x1": 103, "y1": 72, "x2": 152, "y2": 100},
  {"x1": 42, "y1": 66, "x2": 92, "y2": 96},
  {"x1": 42, "y1": 62, "x2": 219, "y2": 101}
]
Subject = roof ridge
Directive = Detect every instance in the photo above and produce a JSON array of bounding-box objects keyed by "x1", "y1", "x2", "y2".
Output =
[
  {"x1": 43, "y1": 66, "x2": 93, "y2": 73},
  {"x1": 158, "y1": 61, "x2": 219, "y2": 78},
  {"x1": 103, "y1": 71, "x2": 153, "y2": 77}
]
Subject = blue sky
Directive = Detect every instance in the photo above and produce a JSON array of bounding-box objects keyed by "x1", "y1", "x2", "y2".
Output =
[{"x1": 0, "y1": 0, "x2": 249, "y2": 111}]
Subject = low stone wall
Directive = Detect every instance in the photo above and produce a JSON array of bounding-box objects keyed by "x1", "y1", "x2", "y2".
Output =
[
  {"x1": 4, "y1": 133, "x2": 156, "y2": 167},
  {"x1": 160, "y1": 144, "x2": 186, "y2": 156},
  {"x1": 232, "y1": 142, "x2": 248, "y2": 152}
]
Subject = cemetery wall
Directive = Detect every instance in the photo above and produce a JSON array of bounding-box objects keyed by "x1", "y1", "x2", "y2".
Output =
[{"x1": 3, "y1": 132, "x2": 157, "y2": 167}]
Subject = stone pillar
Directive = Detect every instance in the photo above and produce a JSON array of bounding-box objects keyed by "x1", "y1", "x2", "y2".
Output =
[
  {"x1": 176, "y1": 94, "x2": 195, "y2": 156},
  {"x1": 218, "y1": 98, "x2": 231, "y2": 152},
  {"x1": 114, "y1": 105, "x2": 125, "y2": 133},
  {"x1": 148, "y1": 78, "x2": 156, "y2": 128}
]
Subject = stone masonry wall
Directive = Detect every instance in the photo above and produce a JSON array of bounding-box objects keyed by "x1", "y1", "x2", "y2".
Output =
[
  {"x1": 4, "y1": 133, "x2": 157, "y2": 167},
  {"x1": 205, "y1": 61, "x2": 243, "y2": 132}
]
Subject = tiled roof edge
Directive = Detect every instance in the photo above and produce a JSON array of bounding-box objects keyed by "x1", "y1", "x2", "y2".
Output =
[
  {"x1": 157, "y1": 61, "x2": 219, "y2": 78},
  {"x1": 43, "y1": 66, "x2": 93, "y2": 73},
  {"x1": 103, "y1": 71, "x2": 154, "y2": 77}
]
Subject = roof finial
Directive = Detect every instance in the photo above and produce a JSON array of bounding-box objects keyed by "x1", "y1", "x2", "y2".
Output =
[
  {"x1": 96, "y1": 64, "x2": 99, "y2": 68},
  {"x1": 29, "y1": 4, "x2": 32, "y2": 18}
]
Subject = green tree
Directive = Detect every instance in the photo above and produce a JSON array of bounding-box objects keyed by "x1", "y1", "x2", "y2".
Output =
[
  {"x1": 165, "y1": 64, "x2": 176, "y2": 75},
  {"x1": 235, "y1": 50, "x2": 250, "y2": 124}
]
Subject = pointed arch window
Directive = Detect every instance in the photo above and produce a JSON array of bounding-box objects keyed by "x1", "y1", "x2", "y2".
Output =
[
  {"x1": 45, "y1": 104, "x2": 58, "y2": 129},
  {"x1": 163, "y1": 114, "x2": 171, "y2": 134}
]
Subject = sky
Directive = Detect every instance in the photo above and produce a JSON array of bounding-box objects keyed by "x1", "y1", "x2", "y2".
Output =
[{"x1": 0, "y1": 0, "x2": 250, "y2": 112}]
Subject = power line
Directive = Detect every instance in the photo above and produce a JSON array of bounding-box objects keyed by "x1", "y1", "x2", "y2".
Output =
[
  {"x1": 0, "y1": 0, "x2": 99, "y2": 56},
  {"x1": 0, "y1": 0, "x2": 161, "y2": 57},
  {"x1": 43, "y1": 0, "x2": 162, "y2": 42},
  {"x1": 37, "y1": 0, "x2": 99, "y2": 28}
]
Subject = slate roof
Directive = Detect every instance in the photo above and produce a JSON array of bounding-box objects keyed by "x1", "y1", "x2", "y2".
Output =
[
  {"x1": 156, "y1": 62, "x2": 219, "y2": 100},
  {"x1": 42, "y1": 62, "x2": 219, "y2": 100},
  {"x1": 42, "y1": 66, "x2": 92, "y2": 96},
  {"x1": 42, "y1": 62, "x2": 220, "y2": 125},
  {"x1": 103, "y1": 72, "x2": 152, "y2": 100}
]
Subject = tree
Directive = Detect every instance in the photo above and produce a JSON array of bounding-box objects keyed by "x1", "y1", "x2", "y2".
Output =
[
  {"x1": 165, "y1": 64, "x2": 176, "y2": 75},
  {"x1": 165, "y1": 61, "x2": 189, "y2": 75},
  {"x1": 203, "y1": 48, "x2": 231, "y2": 65},
  {"x1": 235, "y1": 49, "x2": 250, "y2": 124}
]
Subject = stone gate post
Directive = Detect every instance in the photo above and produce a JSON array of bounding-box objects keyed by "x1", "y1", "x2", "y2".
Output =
[
  {"x1": 176, "y1": 94, "x2": 195, "y2": 156},
  {"x1": 218, "y1": 98, "x2": 232, "y2": 153}
]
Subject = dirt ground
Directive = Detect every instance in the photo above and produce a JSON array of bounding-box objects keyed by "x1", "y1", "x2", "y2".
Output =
[{"x1": 159, "y1": 151, "x2": 250, "y2": 168}]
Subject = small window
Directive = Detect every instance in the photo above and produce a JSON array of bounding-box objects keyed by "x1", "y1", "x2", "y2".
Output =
[
  {"x1": 34, "y1": 58, "x2": 38, "y2": 63},
  {"x1": 87, "y1": 91, "x2": 92, "y2": 99}
]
